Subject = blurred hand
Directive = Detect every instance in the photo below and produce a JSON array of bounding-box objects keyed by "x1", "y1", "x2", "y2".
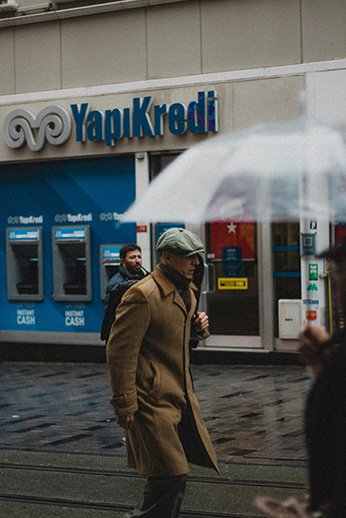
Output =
[
  {"x1": 298, "y1": 325, "x2": 331, "y2": 374},
  {"x1": 117, "y1": 414, "x2": 134, "y2": 430},
  {"x1": 194, "y1": 312, "x2": 209, "y2": 331}
]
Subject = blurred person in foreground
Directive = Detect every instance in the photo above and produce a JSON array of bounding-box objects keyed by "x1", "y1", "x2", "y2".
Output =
[
  {"x1": 107, "y1": 228, "x2": 219, "y2": 518},
  {"x1": 256, "y1": 238, "x2": 346, "y2": 518},
  {"x1": 298, "y1": 238, "x2": 346, "y2": 517}
]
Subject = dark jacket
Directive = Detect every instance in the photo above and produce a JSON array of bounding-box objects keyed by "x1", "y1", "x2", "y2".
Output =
[
  {"x1": 105, "y1": 266, "x2": 147, "y2": 304},
  {"x1": 305, "y1": 337, "x2": 346, "y2": 516}
]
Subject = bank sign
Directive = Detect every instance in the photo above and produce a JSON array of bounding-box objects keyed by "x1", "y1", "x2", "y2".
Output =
[{"x1": 3, "y1": 90, "x2": 218, "y2": 152}]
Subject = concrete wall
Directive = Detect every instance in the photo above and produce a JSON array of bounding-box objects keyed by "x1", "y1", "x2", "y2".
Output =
[{"x1": 0, "y1": 0, "x2": 344, "y2": 95}]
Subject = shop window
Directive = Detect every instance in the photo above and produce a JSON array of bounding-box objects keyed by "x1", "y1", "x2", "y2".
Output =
[
  {"x1": 329, "y1": 224, "x2": 346, "y2": 332},
  {"x1": 0, "y1": 0, "x2": 18, "y2": 14},
  {"x1": 149, "y1": 152, "x2": 182, "y2": 267}
]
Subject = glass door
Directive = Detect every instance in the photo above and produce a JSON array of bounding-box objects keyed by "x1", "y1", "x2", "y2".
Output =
[
  {"x1": 201, "y1": 220, "x2": 261, "y2": 348},
  {"x1": 149, "y1": 153, "x2": 264, "y2": 349}
]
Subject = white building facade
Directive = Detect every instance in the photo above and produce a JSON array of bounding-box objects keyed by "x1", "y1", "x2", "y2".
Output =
[{"x1": 0, "y1": 0, "x2": 345, "y2": 354}]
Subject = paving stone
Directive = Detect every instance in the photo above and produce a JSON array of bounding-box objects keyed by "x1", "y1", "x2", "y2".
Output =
[{"x1": 0, "y1": 362, "x2": 308, "y2": 463}]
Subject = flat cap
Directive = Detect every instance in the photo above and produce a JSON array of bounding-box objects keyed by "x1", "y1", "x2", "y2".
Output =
[{"x1": 156, "y1": 227, "x2": 204, "y2": 257}]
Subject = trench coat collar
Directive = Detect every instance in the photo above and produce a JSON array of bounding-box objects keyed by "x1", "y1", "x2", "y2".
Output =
[{"x1": 151, "y1": 265, "x2": 197, "y2": 316}]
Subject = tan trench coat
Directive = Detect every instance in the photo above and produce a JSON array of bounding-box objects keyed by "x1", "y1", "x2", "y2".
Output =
[{"x1": 107, "y1": 266, "x2": 220, "y2": 477}]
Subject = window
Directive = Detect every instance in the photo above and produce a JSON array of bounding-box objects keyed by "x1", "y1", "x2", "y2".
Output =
[{"x1": 0, "y1": 0, "x2": 18, "y2": 12}]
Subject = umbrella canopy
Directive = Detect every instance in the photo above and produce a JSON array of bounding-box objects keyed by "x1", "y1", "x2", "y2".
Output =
[{"x1": 124, "y1": 118, "x2": 346, "y2": 224}]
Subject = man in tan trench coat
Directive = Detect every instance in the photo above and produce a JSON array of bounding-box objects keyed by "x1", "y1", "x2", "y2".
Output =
[{"x1": 107, "y1": 227, "x2": 219, "y2": 518}]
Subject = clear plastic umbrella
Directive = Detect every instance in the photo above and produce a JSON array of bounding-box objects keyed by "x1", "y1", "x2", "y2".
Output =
[{"x1": 124, "y1": 118, "x2": 346, "y2": 224}]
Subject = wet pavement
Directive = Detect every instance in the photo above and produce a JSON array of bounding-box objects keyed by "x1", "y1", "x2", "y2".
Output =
[{"x1": 0, "y1": 361, "x2": 310, "y2": 464}]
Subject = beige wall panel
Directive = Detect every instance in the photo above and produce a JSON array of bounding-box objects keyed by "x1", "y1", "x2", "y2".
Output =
[
  {"x1": 307, "y1": 69, "x2": 346, "y2": 125},
  {"x1": 233, "y1": 75, "x2": 305, "y2": 130},
  {"x1": 147, "y1": 2, "x2": 201, "y2": 79},
  {"x1": 302, "y1": 0, "x2": 346, "y2": 62},
  {"x1": 15, "y1": 22, "x2": 61, "y2": 93},
  {"x1": 61, "y1": 10, "x2": 147, "y2": 88},
  {"x1": 0, "y1": 29, "x2": 15, "y2": 94},
  {"x1": 201, "y1": 0, "x2": 301, "y2": 73}
]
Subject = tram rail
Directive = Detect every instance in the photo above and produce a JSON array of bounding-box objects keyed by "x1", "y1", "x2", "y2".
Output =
[
  {"x1": 0, "y1": 459, "x2": 306, "y2": 517},
  {"x1": 0, "y1": 461, "x2": 305, "y2": 490},
  {"x1": 0, "y1": 493, "x2": 263, "y2": 518}
]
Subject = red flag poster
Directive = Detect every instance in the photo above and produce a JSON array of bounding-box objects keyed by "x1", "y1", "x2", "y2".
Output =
[
  {"x1": 335, "y1": 224, "x2": 346, "y2": 245},
  {"x1": 209, "y1": 221, "x2": 255, "y2": 260}
]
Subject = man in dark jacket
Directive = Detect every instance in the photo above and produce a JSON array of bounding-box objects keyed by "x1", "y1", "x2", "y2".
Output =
[
  {"x1": 299, "y1": 238, "x2": 346, "y2": 517},
  {"x1": 105, "y1": 243, "x2": 147, "y2": 304}
]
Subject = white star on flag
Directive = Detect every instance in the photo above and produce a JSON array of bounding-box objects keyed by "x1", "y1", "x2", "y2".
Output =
[{"x1": 227, "y1": 222, "x2": 237, "y2": 234}]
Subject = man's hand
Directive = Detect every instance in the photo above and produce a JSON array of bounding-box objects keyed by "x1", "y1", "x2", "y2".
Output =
[
  {"x1": 117, "y1": 414, "x2": 134, "y2": 430},
  {"x1": 299, "y1": 325, "x2": 331, "y2": 375},
  {"x1": 193, "y1": 312, "x2": 209, "y2": 332}
]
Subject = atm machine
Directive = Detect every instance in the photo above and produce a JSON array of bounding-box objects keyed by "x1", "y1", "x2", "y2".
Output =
[
  {"x1": 6, "y1": 227, "x2": 43, "y2": 301},
  {"x1": 52, "y1": 226, "x2": 91, "y2": 302},
  {"x1": 99, "y1": 244, "x2": 121, "y2": 300}
]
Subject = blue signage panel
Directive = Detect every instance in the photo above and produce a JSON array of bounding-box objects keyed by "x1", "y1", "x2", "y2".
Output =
[
  {"x1": 8, "y1": 228, "x2": 39, "y2": 241},
  {"x1": 222, "y1": 246, "x2": 242, "y2": 277},
  {"x1": 54, "y1": 227, "x2": 87, "y2": 241},
  {"x1": 0, "y1": 156, "x2": 136, "y2": 334},
  {"x1": 102, "y1": 246, "x2": 121, "y2": 260},
  {"x1": 155, "y1": 223, "x2": 185, "y2": 240}
]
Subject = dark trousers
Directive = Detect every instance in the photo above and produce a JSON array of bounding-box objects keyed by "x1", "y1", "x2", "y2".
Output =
[{"x1": 125, "y1": 474, "x2": 187, "y2": 518}]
